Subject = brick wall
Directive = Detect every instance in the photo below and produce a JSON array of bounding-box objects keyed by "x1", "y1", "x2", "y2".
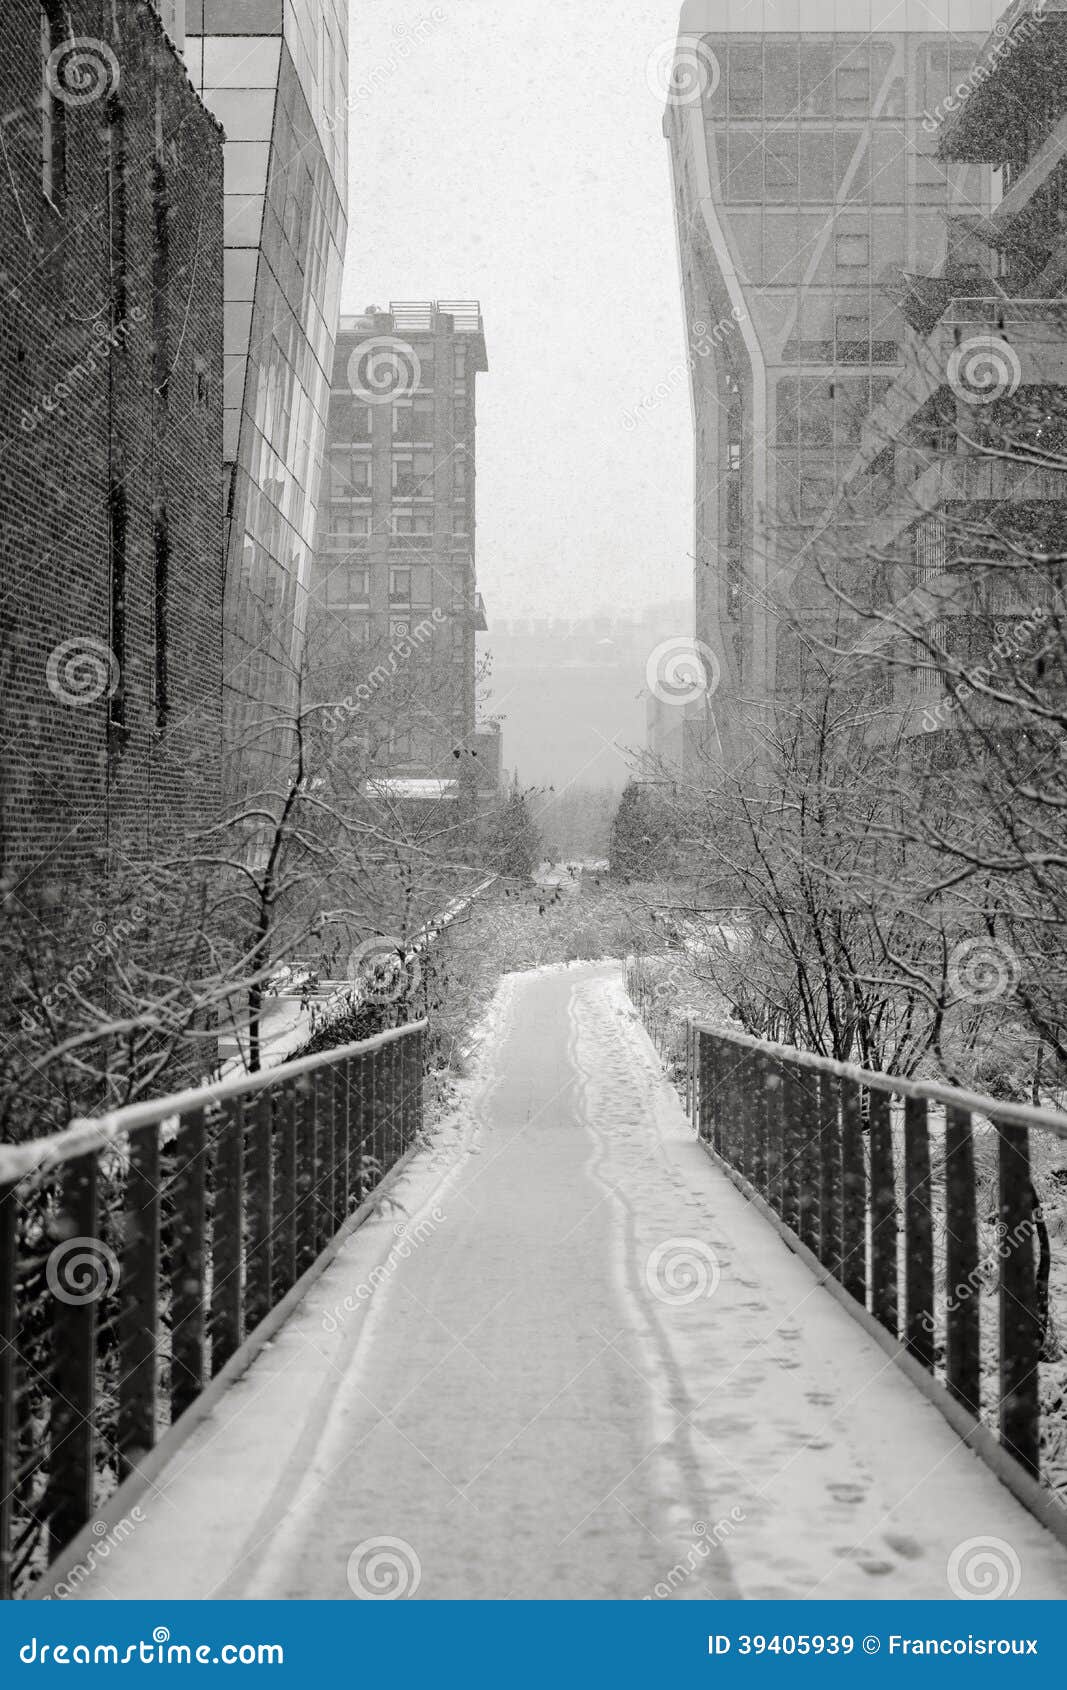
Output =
[{"x1": 0, "y1": 0, "x2": 225, "y2": 884}]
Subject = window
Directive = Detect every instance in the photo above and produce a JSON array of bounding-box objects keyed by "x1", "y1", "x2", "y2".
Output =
[
  {"x1": 725, "y1": 132, "x2": 763, "y2": 202},
  {"x1": 340, "y1": 456, "x2": 372, "y2": 497},
  {"x1": 798, "y1": 132, "x2": 834, "y2": 202},
  {"x1": 416, "y1": 354, "x2": 436, "y2": 389},
  {"x1": 390, "y1": 566, "x2": 412, "y2": 603},
  {"x1": 725, "y1": 480, "x2": 741, "y2": 535},
  {"x1": 763, "y1": 41, "x2": 797, "y2": 117},
  {"x1": 836, "y1": 314, "x2": 869, "y2": 362},
  {"x1": 392, "y1": 512, "x2": 433, "y2": 537},
  {"x1": 346, "y1": 402, "x2": 372, "y2": 441},
  {"x1": 390, "y1": 618, "x2": 410, "y2": 642},
  {"x1": 835, "y1": 232, "x2": 869, "y2": 270},
  {"x1": 40, "y1": 5, "x2": 65, "y2": 206},
  {"x1": 729, "y1": 44, "x2": 762, "y2": 115},
  {"x1": 454, "y1": 344, "x2": 467, "y2": 386},
  {"x1": 328, "y1": 508, "x2": 371, "y2": 540},
  {"x1": 393, "y1": 398, "x2": 434, "y2": 442},
  {"x1": 152, "y1": 160, "x2": 170, "y2": 399},
  {"x1": 453, "y1": 457, "x2": 468, "y2": 498},
  {"x1": 728, "y1": 442, "x2": 741, "y2": 471},
  {"x1": 393, "y1": 452, "x2": 434, "y2": 497},
  {"x1": 836, "y1": 59, "x2": 869, "y2": 109},
  {"x1": 452, "y1": 507, "x2": 469, "y2": 535},
  {"x1": 798, "y1": 43, "x2": 835, "y2": 116},
  {"x1": 765, "y1": 134, "x2": 798, "y2": 202},
  {"x1": 327, "y1": 564, "x2": 369, "y2": 606}
]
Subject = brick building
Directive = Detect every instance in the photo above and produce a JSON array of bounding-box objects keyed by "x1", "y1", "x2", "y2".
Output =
[
  {"x1": 309, "y1": 302, "x2": 490, "y2": 814},
  {"x1": 0, "y1": 1, "x2": 225, "y2": 880}
]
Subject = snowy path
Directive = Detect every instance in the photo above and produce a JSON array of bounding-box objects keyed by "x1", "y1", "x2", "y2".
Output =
[{"x1": 73, "y1": 964, "x2": 1067, "y2": 1601}]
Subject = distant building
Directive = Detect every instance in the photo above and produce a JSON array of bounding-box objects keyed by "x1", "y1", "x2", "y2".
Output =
[
  {"x1": 310, "y1": 302, "x2": 490, "y2": 811},
  {"x1": 0, "y1": 1, "x2": 225, "y2": 876},
  {"x1": 177, "y1": 0, "x2": 349, "y2": 802},
  {"x1": 665, "y1": 0, "x2": 1001, "y2": 763}
]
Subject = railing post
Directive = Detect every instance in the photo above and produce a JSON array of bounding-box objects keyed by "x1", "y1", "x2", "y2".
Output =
[
  {"x1": 211, "y1": 1100, "x2": 244, "y2": 1375},
  {"x1": 0, "y1": 1182, "x2": 18, "y2": 1600},
  {"x1": 246, "y1": 1093, "x2": 274, "y2": 1330},
  {"x1": 997, "y1": 1120, "x2": 1040, "y2": 1477},
  {"x1": 335, "y1": 1058, "x2": 351, "y2": 1223},
  {"x1": 170, "y1": 1108, "x2": 207, "y2": 1420},
  {"x1": 903, "y1": 1094, "x2": 935, "y2": 1371},
  {"x1": 945, "y1": 1104, "x2": 980, "y2": 1418},
  {"x1": 348, "y1": 1055, "x2": 367, "y2": 1207},
  {"x1": 296, "y1": 1076, "x2": 317, "y2": 1273},
  {"x1": 765, "y1": 1056, "x2": 784, "y2": 1214},
  {"x1": 868, "y1": 1087, "x2": 898, "y2": 1337},
  {"x1": 119, "y1": 1128, "x2": 162, "y2": 1469},
  {"x1": 47, "y1": 1153, "x2": 101, "y2": 1556},
  {"x1": 839, "y1": 1078, "x2": 867, "y2": 1305}
]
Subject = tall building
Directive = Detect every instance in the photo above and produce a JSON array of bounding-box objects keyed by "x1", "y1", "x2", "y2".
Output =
[
  {"x1": 664, "y1": 0, "x2": 1001, "y2": 765},
  {"x1": 0, "y1": 0, "x2": 225, "y2": 877},
  {"x1": 177, "y1": 1, "x2": 349, "y2": 799},
  {"x1": 835, "y1": 0, "x2": 1067, "y2": 741},
  {"x1": 310, "y1": 302, "x2": 489, "y2": 809}
]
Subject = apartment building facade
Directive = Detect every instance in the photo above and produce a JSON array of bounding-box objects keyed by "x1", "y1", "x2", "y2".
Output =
[
  {"x1": 665, "y1": 0, "x2": 1000, "y2": 766},
  {"x1": 309, "y1": 303, "x2": 489, "y2": 811}
]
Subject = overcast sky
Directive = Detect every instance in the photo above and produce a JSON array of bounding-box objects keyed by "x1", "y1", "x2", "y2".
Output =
[{"x1": 343, "y1": 0, "x2": 693, "y2": 626}]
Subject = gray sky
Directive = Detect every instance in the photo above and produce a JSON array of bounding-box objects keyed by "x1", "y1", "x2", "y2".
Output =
[{"x1": 343, "y1": 0, "x2": 693, "y2": 625}]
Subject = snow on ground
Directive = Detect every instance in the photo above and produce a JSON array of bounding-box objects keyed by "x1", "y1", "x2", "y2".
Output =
[{"x1": 69, "y1": 964, "x2": 1067, "y2": 1601}]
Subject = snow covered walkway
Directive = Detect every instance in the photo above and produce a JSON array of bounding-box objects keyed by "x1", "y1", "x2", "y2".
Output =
[{"x1": 73, "y1": 964, "x2": 1067, "y2": 1601}]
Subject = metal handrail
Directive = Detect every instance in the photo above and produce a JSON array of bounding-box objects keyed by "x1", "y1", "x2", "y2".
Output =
[
  {"x1": 688, "y1": 1018, "x2": 1067, "y2": 1141},
  {"x1": 0, "y1": 1020, "x2": 428, "y2": 1598}
]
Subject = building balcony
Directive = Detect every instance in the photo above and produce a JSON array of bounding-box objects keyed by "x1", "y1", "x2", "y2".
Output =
[{"x1": 864, "y1": 448, "x2": 1067, "y2": 552}]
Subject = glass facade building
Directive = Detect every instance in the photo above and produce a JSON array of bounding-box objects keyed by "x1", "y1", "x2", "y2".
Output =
[
  {"x1": 177, "y1": 1, "x2": 348, "y2": 791},
  {"x1": 666, "y1": 0, "x2": 1001, "y2": 762}
]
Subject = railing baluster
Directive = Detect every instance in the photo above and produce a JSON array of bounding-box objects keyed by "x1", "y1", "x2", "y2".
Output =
[
  {"x1": 47, "y1": 1154, "x2": 100, "y2": 1556},
  {"x1": 296, "y1": 1078, "x2": 317, "y2": 1272},
  {"x1": 0, "y1": 1182, "x2": 18, "y2": 1600},
  {"x1": 819, "y1": 1075, "x2": 841, "y2": 1275},
  {"x1": 170, "y1": 1108, "x2": 208, "y2": 1421},
  {"x1": 997, "y1": 1119, "x2": 1040, "y2": 1477},
  {"x1": 839, "y1": 1078, "x2": 866, "y2": 1304},
  {"x1": 765, "y1": 1057, "x2": 783, "y2": 1214},
  {"x1": 335, "y1": 1059, "x2": 351, "y2": 1223},
  {"x1": 796, "y1": 1070, "x2": 820, "y2": 1256},
  {"x1": 903, "y1": 1094, "x2": 934, "y2": 1371},
  {"x1": 349, "y1": 1055, "x2": 366, "y2": 1207},
  {"x1": 276, "y1": 1088, "x2": 298, "y2": 1296},
  {"x1": 868, "y1": 1088, "x2": 898, "y2": 1336},
  {"x1": 780, "y1": 1061, "x2": 801, "y2": 1234},
  {"x1": 211, "y1": 1100, "x2": 244, "y2": 1375},
  {"x1": 945, "y1": 1103, "x2": 980, "y2": 1418},
  {"x1": 246, "y1": 1094, "x2": 274, "y2": 1330},
  {"x1": 119, "y1": 1127, "x2": 162, "y2": 1468}
]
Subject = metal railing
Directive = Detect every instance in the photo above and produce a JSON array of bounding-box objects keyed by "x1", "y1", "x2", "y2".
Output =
[
  {"x1": 672, "y1": 1018, "x2": 1067, "y2": 1527},
  {"x1": 0, "y1": 1021, "x2": 426, "y2": 1598}
]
